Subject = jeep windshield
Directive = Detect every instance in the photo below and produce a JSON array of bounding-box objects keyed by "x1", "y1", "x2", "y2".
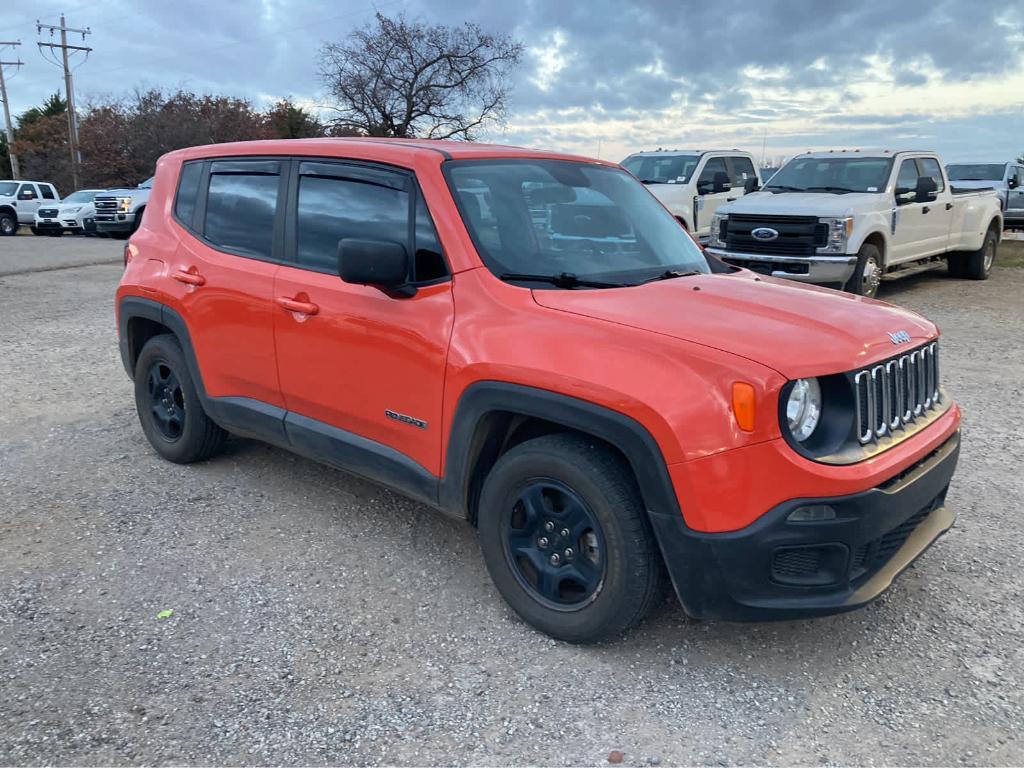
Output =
[
  {"x1": 620, "y1": 154, "x2": 700, "y2": 184},
  {"x1": 946, "y1": 164, "x2": 1005, "y2": 181},
  {"x1": 764, "y1": 157, "x2": 894, "y2": 193},
  {"x1": 445, "y1": 159, "x2": 709, "y2": 288},
  {"x1": 0, "y1": 182, "x2": 17, "y2": 196}
]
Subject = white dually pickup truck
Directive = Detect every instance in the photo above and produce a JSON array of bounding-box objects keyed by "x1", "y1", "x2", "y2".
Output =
[{"x1": 705, "y1": 150, "x2": 1004, "y2": 297}]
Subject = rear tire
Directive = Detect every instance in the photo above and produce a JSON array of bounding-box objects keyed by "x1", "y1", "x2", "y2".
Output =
[
  {"x1": 957, "y1": 227, "x2": 998, "y2": 281},
  {"x1": 477, "y1": 433, "x2": 664, "y2": 643},
  {"x1": 844, "y1": 243, "x2": 883, "y2": 298},
  {"x1": 134, "y1": 334, "x2": 227, "y2": 464}
]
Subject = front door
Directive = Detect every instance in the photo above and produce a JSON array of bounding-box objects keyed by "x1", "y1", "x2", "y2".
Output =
[
  {"x1": 693, "y1": 156, "x2": 732, "y2": 237},
  {"x1": 16, "y1": 183, "x2": 40, "y2": 223},
  {"x1": 273, "y1": 160, "x2": 454, "y2": 476}
]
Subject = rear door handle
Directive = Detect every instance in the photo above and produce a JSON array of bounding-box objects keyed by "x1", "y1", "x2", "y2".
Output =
[
  {"x1": 276, "y1": 296, "x2": 319, "y2": 315},
  {"x1": 945, "y1": 202, "x2": 954, "y2": 210},
  {"x1": 726, "y1": 197, "x2": 737, "y2": 202},
  {"x1": 171, "y1": 269, "x2": 206, "y2": 286}
]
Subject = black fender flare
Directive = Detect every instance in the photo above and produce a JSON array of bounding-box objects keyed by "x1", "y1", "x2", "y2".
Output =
[{"x1": 438, "y1": 382, "x2": 683, "y2": 523}]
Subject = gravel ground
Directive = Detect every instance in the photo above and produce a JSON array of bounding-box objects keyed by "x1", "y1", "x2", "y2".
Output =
[{"x1": 1, "y1": 245, "x2": 1022, "y2": 766}]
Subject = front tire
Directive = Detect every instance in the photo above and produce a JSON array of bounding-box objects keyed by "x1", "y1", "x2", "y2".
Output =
[
  {"x1": 477, "y1": 433, "x2": 664, "y2": 643},
  {"x1": 0, "y1": 212, "x2": 16, "y2": 236},
  {"x1": 845, "y1": 243, "x2": 883, "y2": 298},
  {"x1": 134, "y1": 334, "x2": 227, "y2": 464}
]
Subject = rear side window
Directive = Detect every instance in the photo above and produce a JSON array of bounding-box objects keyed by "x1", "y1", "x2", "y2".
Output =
[
  {"x1": 174, "y1": 161, "x2": 204, "y2": 227},
  {"x1": 728, "y1": 157, "x2": 757, "y2": 186},
  {"x1": 40, "y1": 185, "x2": 56, "y2": 200},
  {"x1": 918, "y1": 158, "x2": 945, "y2": 192},
  {"x1": 204, "y1": 163, "x2": 280, "y2": 260},
  {"x1": 295, "y1": 164, "x2": 409, "y2": 274}
]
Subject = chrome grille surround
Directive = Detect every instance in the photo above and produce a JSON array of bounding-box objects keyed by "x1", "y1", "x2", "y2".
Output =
[{"x1": 854, "y1": 342, "x2": 941, "y2": 445}]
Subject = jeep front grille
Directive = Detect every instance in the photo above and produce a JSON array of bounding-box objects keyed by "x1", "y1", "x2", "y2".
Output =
[{"x1": 853, "y1": 342, "x2": 940, "y2": 445}]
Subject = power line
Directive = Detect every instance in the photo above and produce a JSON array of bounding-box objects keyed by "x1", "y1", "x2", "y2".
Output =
[
  {"x1": 0, "y1": 40, "x2": 23, "y2": 179},
  {"x1": 36, "y1": 15, "x2": 91, "y2": 190}
]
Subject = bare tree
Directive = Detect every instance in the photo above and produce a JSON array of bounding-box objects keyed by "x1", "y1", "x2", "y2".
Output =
[{"x1": 318, "y1": 13, "x2": 522, "y2": 140}]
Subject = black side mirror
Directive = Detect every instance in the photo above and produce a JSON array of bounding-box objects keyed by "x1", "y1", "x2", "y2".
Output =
[
  {"x1": 743, "y1": 177, "x2": 760, "y2": 194},
  {"x1": 914, "y1": 175, "x2": 938, "y2": 203},
  {"x1": 337, "y1": 238, "x2": 412, "y2": 296},
  {"x1": 695, "y1": 180, "x2": 712, "y2": 195},
  {"x1": 712, "y1": 171, "x2": 731, "y2": 194},
  {"x1": 1008, "y1": 177, "x2": 1019, "y2": 190}
]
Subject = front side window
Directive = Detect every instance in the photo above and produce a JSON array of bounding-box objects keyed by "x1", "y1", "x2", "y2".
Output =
[
  {"x1": 17, "y1": 184, "x2": 37, "y2": 200},
  {"x1": 621, "y1": 154, "x2": 700, "y2": 185},
  {"x1": 446, "y1": 159, "x2": 709, "y2": 287},
  {"x1": 728, "y1": 157, "x2": 757, "y2": 186},
  {"x1": 204, "y1": 169, "x2": 279, "y2": 260},
  {"x1": 918, "y1": 158, "x2": 945, "y2": 192},
  {"x1": 766, "y1": 157, "x2": 894, "y2": 193},
  {"x1": 296, "y1": 165, "x2": 409, "y2": 274},
  {"x1": 946, "y1": 164, "x2": 1006, "y2": 182},
  {"x1": 697, "y1": 157, "x2": 728, "y2": 184},
  {"x1": 895, "y1": 159, "x2": 920, "y2": 203}
]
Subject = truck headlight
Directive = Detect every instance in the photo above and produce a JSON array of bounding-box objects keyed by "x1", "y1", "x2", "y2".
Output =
[
  {"x1": 118, "y1": 197, "x2": 133, "y2": 212},
  {"x1": 818, "y1": 216, "x2": 853, "y2": 253},
  {"x1": 708, "y1": 213, "x2": 727, "y2": 247},
  {"x1": 785, "y1": 378, "x2": 822, "y2": 442}
]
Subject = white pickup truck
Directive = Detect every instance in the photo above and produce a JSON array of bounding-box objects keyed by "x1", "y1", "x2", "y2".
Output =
[
  {"x1": 705, "y1": 150, "x2": 1004, "y2": 297},
  {"x1": 620, "y1": 150, "x2": 761, "y2": 240}
]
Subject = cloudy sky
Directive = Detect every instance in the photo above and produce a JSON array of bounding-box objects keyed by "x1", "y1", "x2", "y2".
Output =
[{"x1": 4, "y1": 0, "x2": 1023, "y2": 165}]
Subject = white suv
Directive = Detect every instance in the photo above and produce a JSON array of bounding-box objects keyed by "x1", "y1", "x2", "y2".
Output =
[
  {"x1": 620, "y1": 150, "x2": 762, "y2": 240},
  {"x1": 33, "y1": 188, "x2": 105, "y2": 236},
  {"x1": 0, "y1": 180, "x2": 61, "y2": 235}
]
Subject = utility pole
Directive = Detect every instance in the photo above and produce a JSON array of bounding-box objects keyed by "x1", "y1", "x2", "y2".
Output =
[
  {"x1": 37, "y1": 15, "x2": 91, "y2": 190},
  {"x1": 0, "y1": 41, "x2": 22, "y2": 179}
]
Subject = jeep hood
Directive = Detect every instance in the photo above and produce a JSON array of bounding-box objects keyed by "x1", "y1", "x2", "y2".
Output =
[{"x1": 531, "y1": 273, "x2": 936, "y2": 379}]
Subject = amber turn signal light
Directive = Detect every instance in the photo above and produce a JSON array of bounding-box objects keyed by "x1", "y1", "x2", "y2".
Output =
[{"x1": 732, "y1": 382, "x2": 756, "y2": 432}]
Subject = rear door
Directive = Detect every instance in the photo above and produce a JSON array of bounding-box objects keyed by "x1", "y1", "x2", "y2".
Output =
[
  {"x1": 272, "y1": 159, "x2": 454, "y2": 475},
  {"x1": 890, "y1": 158, "x2": 929, "y2": 263},
  {"x1": 916, "y1": 157, "x2": 953, "y2": 255},
  {"x1": 168, "y1": 158, "x2": 285, "y2": 409},
  {"x1": 693, "y1": 156, "x2": 731, "y2": 237}
]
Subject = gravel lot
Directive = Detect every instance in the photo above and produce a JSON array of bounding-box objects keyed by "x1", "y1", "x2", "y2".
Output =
[{"x1": 1, "y1": 238, "x2": 1022, "y2": 766}]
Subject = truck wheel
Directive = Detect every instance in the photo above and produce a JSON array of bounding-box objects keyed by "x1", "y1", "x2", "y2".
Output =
[
  {"x1": 960, "y1": 227, "x2": 998, "y2": 281},
  {"x1": 477, "y1": 433, "x2": 664, "y2": 643},
  {"x1": 845, "y1": 243, "x2": 883, "y2": 298},
  {"x1": 134, "y1": 334, "x2": 227, "y2": 464},
  {"x1": 0, "y1": 212, "x2": 16, "y2": 236}
]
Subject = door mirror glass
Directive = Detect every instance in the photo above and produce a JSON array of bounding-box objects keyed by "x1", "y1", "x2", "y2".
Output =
[
  {"x1": 743, "y1": 177, "x2": 760, "y2": 194},
  {"x1": 914, "y1": 175, "x2": 938, "y2": 203},
  {"x1": 337, "y1": 238, "x2": 411, "y2": 294},
  {"x1": 712, "y1": 171, "x2": 731, "y2": 194}
]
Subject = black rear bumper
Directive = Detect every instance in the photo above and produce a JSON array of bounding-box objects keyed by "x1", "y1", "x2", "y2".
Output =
[{"x1": 651, "y1": 431, "x2": 960, "y2": 621}]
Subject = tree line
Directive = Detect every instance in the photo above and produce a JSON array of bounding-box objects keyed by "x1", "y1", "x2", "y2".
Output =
[{"x1": 0, "y1": 12, "x2": 521, "y2": 194}]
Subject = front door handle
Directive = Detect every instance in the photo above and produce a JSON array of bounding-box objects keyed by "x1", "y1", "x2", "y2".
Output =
[
  {"x1": 171, "y1": 269, "x2": 206, "y2": 286},
  {"x1": 726, "y1": 197, "x2": 737, "y2": 202},
  {"x1": 922, "y1": 206, "x2": 930, "y2": 214},
  {"x1": 276, "y1": 296, "x2": 319, "y2": 315},
  {"x1": 945, "y1": 202, "x2": 954, "y2": 210}
]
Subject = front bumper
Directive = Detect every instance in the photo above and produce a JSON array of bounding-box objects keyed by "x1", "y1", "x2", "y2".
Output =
[
  {"x1": 651, "y1": 431, "x2": 960, "y2": 620},
  {"x1": 705, "y1": 247, "x2": 857, "y2": 286},
  {"x1": 95, "y1": 213, "x2": 135, "y2": 233}
]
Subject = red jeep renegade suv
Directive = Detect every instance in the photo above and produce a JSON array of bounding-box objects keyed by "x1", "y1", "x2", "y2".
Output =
[{"x1": 116, "y1": 139, "x2": 961, "y2": 642}]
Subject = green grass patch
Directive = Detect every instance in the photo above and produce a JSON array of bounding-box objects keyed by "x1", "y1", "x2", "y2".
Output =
[{"x1": 997, "y1": 237, "x2": 1024, "y2": 268}]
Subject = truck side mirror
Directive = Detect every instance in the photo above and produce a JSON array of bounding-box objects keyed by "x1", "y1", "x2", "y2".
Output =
[
  {"x1": 743, "y1": 177, "x2": 760, "y2": 194},
  {"x1": 914, "y1": 175, "x2": 938, "y2": 203},
  {"x1": 337, "y1": 238, "x2": 412, "y2": 296},
  {"x1": 712, "y1": 171, "x2": 731, "y2": 194},
  {"x1": 1008, "y1": 177, "x2": 1019, "y2": 190}
]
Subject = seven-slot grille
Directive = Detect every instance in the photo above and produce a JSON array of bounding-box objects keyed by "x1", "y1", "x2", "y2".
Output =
[{"x1": 853, "y1": 342, "x2": 940, "y2": 445}]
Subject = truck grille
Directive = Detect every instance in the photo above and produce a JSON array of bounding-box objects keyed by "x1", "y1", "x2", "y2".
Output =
[
  {"x1": 724, "y1": 214, "x2": 828, "y2": 256},
  {"x1": 94, "y1": 197, "x2": 118, "y2": 222},
  {"x1": 37, "y1": 208, "x2": 60, "y2": 218},
  {"x1": 853, "y1": 342, "x2": 940, "y2": 445}
]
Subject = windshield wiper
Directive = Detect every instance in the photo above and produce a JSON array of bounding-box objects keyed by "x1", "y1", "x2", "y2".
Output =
[
  {"x1": 635, "y1": 269, "x2": 701, "y2": 285},
  {"x1": 499, "y1": 272, "x2": 624, "y2": 289},
  {"x1": 764, "y1": 185, "x2": 807, "y2": 192},
  {"x1": 804, "y1": 185, "x2": 858, "y2": 193}
]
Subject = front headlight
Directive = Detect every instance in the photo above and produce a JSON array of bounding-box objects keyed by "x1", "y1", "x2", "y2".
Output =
[
  {"x1": 708, "y1": 213, "x2": 727, "y2": 247},
  {"x1": 785, "y1": 377, "x2": 822, "y2": 442},
  {"x1": 65, "y1": 206, "x2": 82, "y2": 213},
  {"x1": 118, "y1": 197, "x2": 133, "y2": 212},
  {"x1": 818, "y1": 216, "x2": 853, "y2": 253}
]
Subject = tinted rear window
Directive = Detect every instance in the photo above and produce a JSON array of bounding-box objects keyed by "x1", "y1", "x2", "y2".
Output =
[{"x1": 204, "y1": 173, "x2": 279, "y2": 259}]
